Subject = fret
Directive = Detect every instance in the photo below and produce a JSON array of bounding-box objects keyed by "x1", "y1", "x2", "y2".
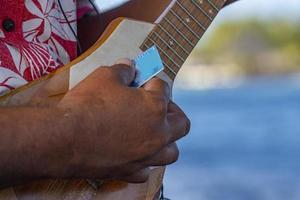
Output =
[
  {"x1": 175, "y1": 1, "x2": 207, "y2": 31},
  {"x1": 191, "y1": 0, "x2": 213, "y2": 21},
  {"x1": 147, "y1": 37, "x2": 181, "y2": 69},
  {"x1": 169, "y1": 9, "x2": 201, "y2": 40},
  {"x1": 163, "y1": 62, "x2": 177, "y2": 77},
  {"x1": 195, "y1": 0, "x2": 218, "y2": 20},
  {"x1": 140, "y1": 0, "x2": 227, "y2": 80},
  {"x1": 163, "y1": 62, "x2": 177, "y2": 76},
  {"x1": 151, "y1": 32, "x2": 185, "y2": 63},
  {"x1": 215, "y1": 0, "x2": 229, "y2": 8},
  {"x1": 143, "y1": 43, "x2": 177, "y2": 77},
  {"x1": 163, "y1": 17, "x2": 195, "y2": 47},
  {"x1": 157, "y1": 24, "x2": 190, "y2": 56},
  {"x1": 171, "y1": 0, "x2": 215, "y2": 41},
  {"x1": 207, "y1": 0, "x2": 219, "y2": 12}
]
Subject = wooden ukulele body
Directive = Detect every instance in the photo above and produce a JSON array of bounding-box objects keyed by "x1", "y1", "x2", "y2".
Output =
[{"x1": 0, "y1": 18, "x2": 170, "y2": 200}]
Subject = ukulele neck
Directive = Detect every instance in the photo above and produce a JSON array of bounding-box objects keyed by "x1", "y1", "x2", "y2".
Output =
[{"x1": 140, "y1": 0, "x2": 227, "y2": 80}]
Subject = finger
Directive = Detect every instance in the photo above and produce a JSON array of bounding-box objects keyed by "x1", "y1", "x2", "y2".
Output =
[
  {"x1": 143, "y1": 78, "x2": 171, "y2": 102},
  {"x1": 142, "y1": 143, "x2": 179, "y2": 167},
  {"x1": 168, "y1": 100, "x2": 185, "y2": 114},
  {"x1": 119, "y1": 167, "x2": 150, "y2": 183},
  {"x1": 166, "y1": 105, "x2": 191, "y2": 144},
  {"x1": 110, "y1": 58, "x2": 136, "y2": 86},
  {"x1": 168, "y1": 100, "x2": 186, "y2": 117}
]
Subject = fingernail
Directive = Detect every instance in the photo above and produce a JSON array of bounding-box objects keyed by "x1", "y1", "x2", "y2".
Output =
[{"x1": 115, "y1": 58, "x2": 133, "y2": 67}]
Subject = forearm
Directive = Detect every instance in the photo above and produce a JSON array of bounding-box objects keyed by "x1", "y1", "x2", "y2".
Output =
[{"x1": 0, "y1": 107, "x2": 77, "y2": 188}]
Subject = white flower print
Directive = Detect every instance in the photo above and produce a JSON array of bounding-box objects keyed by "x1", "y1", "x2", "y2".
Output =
[
  {"x1": 23, "y1": 0, "x2": 77, "y2": 42},
  {"x1": 0, "y1": 67, "x2": 28, "y2": 95},
  {"x1": 47, "y1": 36, "x2": 70, "y2": 65},
  {"x1": 22, "y1": 42, "x2": 60, "y2": 80},
  {"x1": 5, "y1": 42, "x2": 59, "y2": 81},
  {"x1": 0, "y1": 0, "x2": 78, "y2": 95},
  {"x1": 5, "y1": 44, "x2": 27, "y2": 76},
  {"x1": 23, "y1": 0, "x2": 77, "y2": 64},
  {"x1": 0, "y1": 29, "x2": 5, "y2": 38}
]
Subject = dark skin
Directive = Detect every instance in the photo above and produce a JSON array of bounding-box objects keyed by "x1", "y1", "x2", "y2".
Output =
[
  {"x1": 0, "y1": 59, "x2": 189, "y2": 188},
  {"x1": 78, "y1": 0, "x2": 173, "y2": 51},
  {"x1": 0, "y1": 0, "x2": 238, "y2": 188}
]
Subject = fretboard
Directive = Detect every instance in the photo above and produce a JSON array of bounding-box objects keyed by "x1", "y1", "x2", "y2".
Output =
[{"x1": 140, "y1": 0, "x2": 227, "y2": 80}]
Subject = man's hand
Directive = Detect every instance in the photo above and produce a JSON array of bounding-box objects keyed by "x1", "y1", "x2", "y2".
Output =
[
  {"x1": 58, "y1": 59, "x2": 190, "y2": 182},
  {"x1": 0, "y1": 59, "x2": 189, "y2": 188}
]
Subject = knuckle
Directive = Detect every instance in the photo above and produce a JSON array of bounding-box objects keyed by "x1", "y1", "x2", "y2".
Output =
[
  {"x1": 125, "y1": 168, "x2": 150, "y2": 183},
  {"x1": 167, "y1": 146, "x2": 180, "y2": 165},
  {"x1": 147, "y1": 134, "x2": 168, "y2": 155},
  {"x1": 157, "y1": 133, "x2": 169, "y2": 147},
  {"x1": 176, "y1": 109, "x2": 191, "y2": 137},
  {"x1": 95, "y1": 66, "x2": 114, "y2": 79},
  {"x1": 114, "y1": 63, "x2": 131, "y2": 70},
  {"x1": 149, "y1": 94, "x2": 167, "y2": 117},
  {"x1": 134, "y1": 173, "x2": 149, "y2": 183},
  {"x1": 105, "y1": 69, "x2": 117, "y2": 79},
  {"x1": 103, "y1": 66, "x2": 120, "y2": 77},
  {"x1": 184, "y1": 116, "x2": 191, "y2": 136},
  {"x1": 134, "y1": 175, "x2": 149, "y2": 183},
  {"x1": 156, "y1": 99, "x2": 167, "y2": 115},
  {"x1": 139, "y1": 169, "x2": 150, "y2": 183},
  {"x1": 97, "y1": 66, "x2": 110, "y2": 73}
]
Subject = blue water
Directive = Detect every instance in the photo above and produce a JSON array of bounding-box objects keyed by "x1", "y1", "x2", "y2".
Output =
[{"x1": 164, "y1": 77, "x2": 300, "y2": 200}]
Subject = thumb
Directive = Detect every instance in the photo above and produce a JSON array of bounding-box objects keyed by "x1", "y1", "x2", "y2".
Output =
[{"x1": 110, "y1": 58, "x2": 136, "y2": 86}]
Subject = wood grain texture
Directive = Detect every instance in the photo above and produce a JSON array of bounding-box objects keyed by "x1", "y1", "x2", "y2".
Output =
[{"x1": 0, "y1": 169, "x2": 164, "y2": 200}]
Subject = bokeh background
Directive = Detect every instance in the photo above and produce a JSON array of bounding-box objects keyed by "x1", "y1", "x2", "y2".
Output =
[{"x1": 96, "y1": 1, "x2": 300, "y2": 199}]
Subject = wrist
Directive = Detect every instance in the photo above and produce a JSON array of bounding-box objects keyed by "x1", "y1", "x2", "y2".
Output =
[
  {"x1": 34, "y1": 107, "x2": 82, "y2": 180},
  {"x1": 48, "y1": 105, "x2": 98, "y2": 179}
]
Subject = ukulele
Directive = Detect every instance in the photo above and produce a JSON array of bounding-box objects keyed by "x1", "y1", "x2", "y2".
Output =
[{"x1": 0, "y1": 0, "x2": 228, "y2": 199}]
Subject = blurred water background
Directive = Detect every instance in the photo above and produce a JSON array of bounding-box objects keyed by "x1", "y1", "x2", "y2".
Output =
[
  {"x1": 166, "y1": 76, "x2": 300, "y2": 200},
  {"x1": 96, "y1": 0, "x2": 300, "y2": 199}
]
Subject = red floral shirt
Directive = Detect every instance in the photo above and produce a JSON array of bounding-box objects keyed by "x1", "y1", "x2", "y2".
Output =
[{"x1": 0, "y1": 0, "x2": 91, "y2": 95}]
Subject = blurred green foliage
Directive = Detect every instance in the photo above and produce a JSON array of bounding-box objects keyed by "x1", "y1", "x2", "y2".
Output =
[{"x1": 193, "y1": 19, "x2": 300, "y2": 76}]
